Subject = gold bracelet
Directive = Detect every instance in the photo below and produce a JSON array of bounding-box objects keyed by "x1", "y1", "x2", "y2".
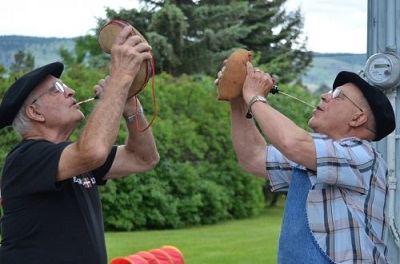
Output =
[{"x1": 246, "y1": 95, "x2": 267, "y2": 119}]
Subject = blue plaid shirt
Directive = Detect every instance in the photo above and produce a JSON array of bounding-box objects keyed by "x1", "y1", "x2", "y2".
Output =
[{"x1": 266, "y1": 134, "x2": 388, "y2": 263}]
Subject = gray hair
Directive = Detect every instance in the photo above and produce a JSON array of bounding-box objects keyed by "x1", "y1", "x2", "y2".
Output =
[
  {"x1": 12, "y1": 92, "x2": 39, "y2": 137},
  {"x1": 12, "y1": 104, "x2": 33, "y2": 137},
  {"x1": 359, "y1": 97, "x2": 377, "y2": 137}
]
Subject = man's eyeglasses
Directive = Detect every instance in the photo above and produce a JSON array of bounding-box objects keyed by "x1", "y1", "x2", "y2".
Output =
[
  {"x1": 31, "y1": 81, "x2": 66, "y2": 104},
  {"x1": 329, "y1": 88, "x2": 363, "y2": 112}
]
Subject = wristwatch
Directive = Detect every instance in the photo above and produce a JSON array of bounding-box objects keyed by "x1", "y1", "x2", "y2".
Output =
[
  {"x1": 246, "y1": 95, "x2": 268, "y2": 119},
  {"x1": 125, "y1": 107, "x2": 144, "y2": 122}
]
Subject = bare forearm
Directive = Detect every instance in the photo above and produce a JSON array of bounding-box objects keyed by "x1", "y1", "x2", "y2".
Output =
[
  {"x1": 100, "y1": 98, "x2": 159, "y2": 179},
  {"x1": 123, "y1": 97, "x2": 159, "y2": 166},
  {"x1": 249, "y1": 100, "x2": 316, "y2": 170},
  {"x1": 125, "y1": 114, "x2": 159, "y2": 162},
  {"x1": 239, "y1": 62, "x2": 316, "y2": 170},
  {"x1": 75, "y1": 25, "x2": 153, "y2": 158},
  {"x1": 58, "y1": 26, "x2": 154, "y2": 179},
  {"x1": 77, "y1": 75, "x2": 132, "y2": 155},
  {"x1": 230, "y1": 98, "x2": 267, "y2": 176}
]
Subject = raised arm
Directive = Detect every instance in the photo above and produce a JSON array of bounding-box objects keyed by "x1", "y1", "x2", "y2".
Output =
[
  {"x1": 105, "y1": 95, "x2": 159, "y2": 179},
  {"x1": 242, "y1": 62, "x2": 316, "y2": 171},
  {"x1": 57, "y1": 26, "x2": 153, "y2": 181},
  {"x1": 229, "y1": 97, "x2": 268, "y2": 178}
]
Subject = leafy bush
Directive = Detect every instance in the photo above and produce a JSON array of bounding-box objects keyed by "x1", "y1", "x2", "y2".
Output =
[
  {"x1": 0, "y1": 65, "x2": 317, "y2": 231},
  {"x1": 100, "y1": 73, "x2": 267, "y2": 231}
]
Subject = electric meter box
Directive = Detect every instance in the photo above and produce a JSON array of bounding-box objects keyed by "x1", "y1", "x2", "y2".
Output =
[{"x1": 365, "y1": 52, "x2": 400, "y2": 89}]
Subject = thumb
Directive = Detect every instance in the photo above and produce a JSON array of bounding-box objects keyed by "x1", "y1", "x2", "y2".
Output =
[{"x1": 246, "y1": 61, "x2": 254, "y2": 73}]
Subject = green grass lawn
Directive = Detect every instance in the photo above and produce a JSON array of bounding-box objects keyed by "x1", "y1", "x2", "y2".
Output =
[{"x1": 106, "y1": 204, "x2": 284, "y2": 264}]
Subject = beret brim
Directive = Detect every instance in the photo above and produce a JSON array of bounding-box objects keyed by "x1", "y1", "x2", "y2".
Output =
[{"x1": 0, "y1": 62, "x2": 64, "y2": 129}]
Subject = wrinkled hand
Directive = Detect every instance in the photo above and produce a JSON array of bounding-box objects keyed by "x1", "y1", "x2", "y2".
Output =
[
  {"x1": 243, "y1": 62, "x2": 275, "y2": 104},
  {"x1": 93, "y1": 76, "x2": 108, "y2": 99},
  {"x1": 109, "y1": 25, "x2": 152, "y2": 81}
]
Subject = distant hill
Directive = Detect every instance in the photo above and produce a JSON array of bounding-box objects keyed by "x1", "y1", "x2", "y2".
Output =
[
  {"x1": 303, "y1": 53, "x2": 367, "y2": 93},
  {"x1": 0, "y1": 35, "x2": 367, "y2": 92},
  {"x1": 0, "y1": 35, "x2": 75, "y2": 68}
]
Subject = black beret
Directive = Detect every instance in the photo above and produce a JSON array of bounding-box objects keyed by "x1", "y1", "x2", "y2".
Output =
[
  {"x1": 0, "y1": 62, "x2": 64, "y2": 129},
  {"x1": 333, "y1": 71, "x2": 396, "y2": 141}
]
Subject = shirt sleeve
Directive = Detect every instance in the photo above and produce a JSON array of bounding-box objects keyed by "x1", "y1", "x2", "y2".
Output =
[
  {"x1": 92, "y1": 146, "x2": 117, "y2": 185},
  {"x1": 265, "y1": 134, "x2": 376, "y2": 194},
  {"x1": 266, "y1": 145, "x2": 297, "y2": 192},
  {"x1": 314, "y1": 135, "x2": 375, "y2": 193}
]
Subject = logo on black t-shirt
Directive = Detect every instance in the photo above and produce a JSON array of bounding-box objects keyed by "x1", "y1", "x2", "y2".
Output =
[{"x1": 73, "y1": 174, "x2": 97, "y2": 189}]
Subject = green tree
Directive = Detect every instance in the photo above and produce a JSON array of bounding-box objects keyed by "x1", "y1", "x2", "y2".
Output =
[
  {"x1": 241, "y1": 0, "x2": 312, "y2": 82},
  {"x1": 10, "y1": 51, "x2": 35, "y2": 73},
  {"x1": 99, "y1": 73, "x2": 268, "y2": 231},
  {"x1": 0, "y1": 61, "x2": 318, "y2": 231},
  {"x1": 83, "y1": 0, "x2": 311, "y2": 79},
  {"x1": 0, "y1": 65, "x2": 8, "y2": 79},
  {"x1": 59, "y1": 35, "x2": 107, "y2": 69},
  {"x1": 0, "y1": 0, "x2": 319, "y2": 228}
]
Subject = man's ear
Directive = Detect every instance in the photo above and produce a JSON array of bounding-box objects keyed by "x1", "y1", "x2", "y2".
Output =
[
  {"x1": 26, "y1": 104, "x2": 45, "y2": 122},
  {"x1": 349, "y1": 112, "x2": 368, "y2": 128}
]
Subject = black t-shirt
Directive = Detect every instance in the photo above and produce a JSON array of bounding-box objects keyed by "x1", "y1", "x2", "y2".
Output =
[{"x1": 0, "y1": 139, "x2": 117, "y2": 264}]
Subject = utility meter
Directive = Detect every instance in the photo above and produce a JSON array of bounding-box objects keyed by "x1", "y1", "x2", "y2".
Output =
[{"x1": 365, "y1": 52, "x2": 400, "y2": 89}]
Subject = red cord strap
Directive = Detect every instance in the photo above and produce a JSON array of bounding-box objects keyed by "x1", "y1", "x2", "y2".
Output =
[{"x1": 134, "y1": 52, "x2": 157, "y2": 132}]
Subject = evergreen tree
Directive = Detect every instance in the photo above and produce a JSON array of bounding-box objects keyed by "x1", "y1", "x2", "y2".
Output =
[
  {"x1": 59, "y1": 35, "x2": 107, "y2": 69},
  {"x1": 241, "y1": 0, "x2": 312, "y2": 82},
  {"x1": 10, "y1": 51, "x2": 35, "y2": 74},
  {"x1": 88, "y1": 0, "x2": 311, "y2": 79}
]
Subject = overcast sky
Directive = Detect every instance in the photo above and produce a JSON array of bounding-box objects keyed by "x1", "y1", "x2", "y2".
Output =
[{"x1": 0, "y1": 0, "x2": 368, "y2": 53}]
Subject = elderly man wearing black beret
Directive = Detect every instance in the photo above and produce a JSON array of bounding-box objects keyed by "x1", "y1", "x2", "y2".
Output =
[
  {"x1": 0, "y1": 26, "x2": 159, "y2": 264},
  {"x1": 216, "y1": 62, "x2": 395, "y2": 263}
]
